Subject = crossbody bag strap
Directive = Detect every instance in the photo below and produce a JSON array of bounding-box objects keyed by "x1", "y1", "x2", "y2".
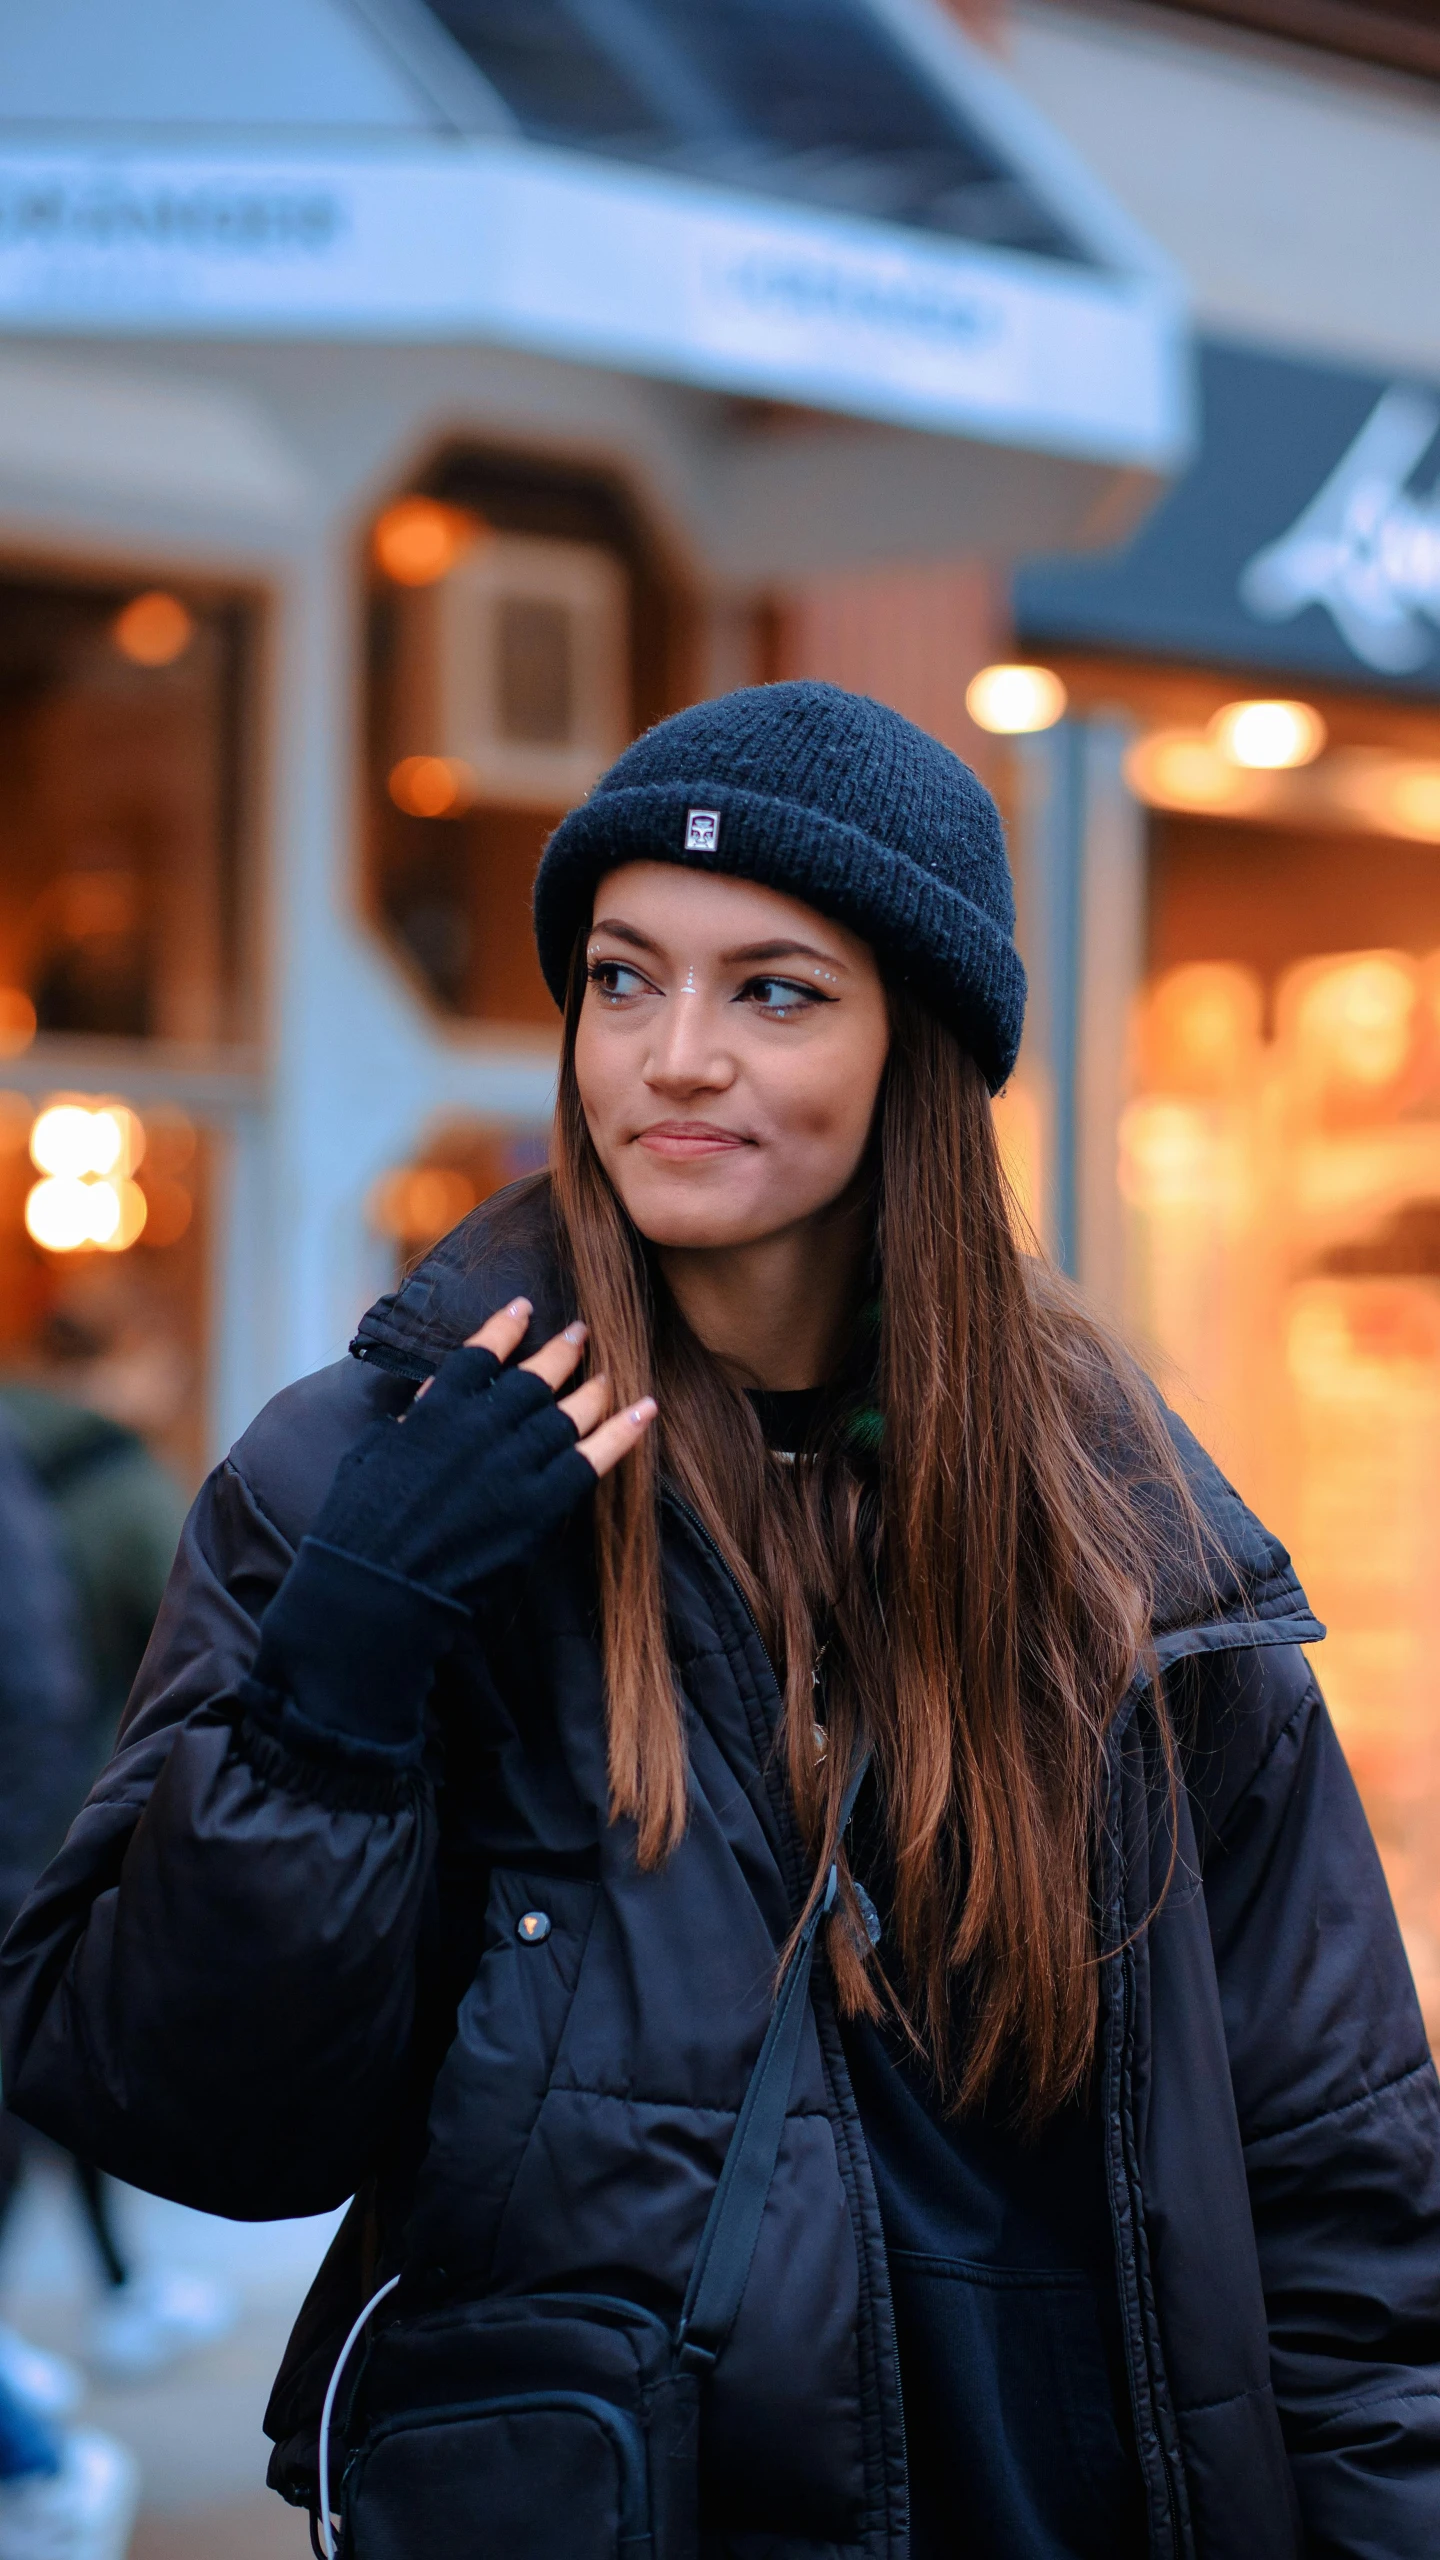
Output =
[{"x1": 676, "y1": 1753, "x2": 871, "y2": 2376}]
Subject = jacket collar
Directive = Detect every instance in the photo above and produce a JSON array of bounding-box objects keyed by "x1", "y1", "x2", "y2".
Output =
[{"x1": 351, "y1": 1175, "x2": 1321, "y2": 1659}]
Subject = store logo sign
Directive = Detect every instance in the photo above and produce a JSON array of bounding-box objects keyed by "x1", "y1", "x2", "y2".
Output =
[{"x1": 1240, "y1": 388, "x2": 1440, "y2": 673}]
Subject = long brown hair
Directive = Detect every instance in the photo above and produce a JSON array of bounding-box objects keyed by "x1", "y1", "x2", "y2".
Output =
[{"x1": 551, "y1": 958, "x2": 1206, "y2": 2125}]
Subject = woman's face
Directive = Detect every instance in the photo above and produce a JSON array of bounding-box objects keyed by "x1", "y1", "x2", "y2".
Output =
[{"x1": 574, "y1": 862, "x2": 890, "y2": 1252}]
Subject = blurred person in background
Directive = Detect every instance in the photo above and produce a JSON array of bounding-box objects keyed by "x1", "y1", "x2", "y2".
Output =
[
  {"x1": 0, "y1": 1414, "x2": 137, "y2": 2560},
  {"x1": 2, "y1": 687, "x2": 1438, "y2": 2558},
  {"x1": 0, "y1": 1307, "x2": 234, "y2": 2384}
]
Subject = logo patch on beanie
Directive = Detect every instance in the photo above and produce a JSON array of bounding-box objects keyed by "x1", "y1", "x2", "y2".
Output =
[{"x1": 684, "y1": 807, "x2": 720, "y2": 852}]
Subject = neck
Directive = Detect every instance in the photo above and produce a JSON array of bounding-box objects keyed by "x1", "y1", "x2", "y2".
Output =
[{"x1": 657, "y1": 1197, "x2": 870, "y2": 1390}]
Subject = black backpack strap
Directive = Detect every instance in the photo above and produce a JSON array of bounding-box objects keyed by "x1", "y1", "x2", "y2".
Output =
[{"x1": 676, "y1": 1754, "x2": 871, "y2": 2375}]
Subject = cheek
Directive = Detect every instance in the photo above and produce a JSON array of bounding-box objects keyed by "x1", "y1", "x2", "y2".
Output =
[{"x1": 766, "y1": 1032, "x2": 886, "y2": 1173}]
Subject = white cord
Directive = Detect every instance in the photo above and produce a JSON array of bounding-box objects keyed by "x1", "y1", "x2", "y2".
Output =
[{"x1": 317, "y1": 2274, "x2": 401, "y2": 2560}]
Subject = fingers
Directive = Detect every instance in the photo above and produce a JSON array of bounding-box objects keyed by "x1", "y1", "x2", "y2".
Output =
[
  {"x1": 575, "y1": 1397, "x2": 658, "y2": 1482},
  {"x1": 520, "y1": 1321, "x2": 588, "y2": 1393},
  {"x1": 557, "y1": 1374, "x2": 613, "y2": 1440},
  {"x1": 465, "y1": 1298, "x2": 534, "y2": 1362}
]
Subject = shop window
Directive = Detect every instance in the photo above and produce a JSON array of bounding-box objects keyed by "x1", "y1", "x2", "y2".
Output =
[
  {"x1": 0, "y1": 572, "x2": 254, "y2": 1049},
  {"x1": 0, "y1": 1088, "x2": 213, "y2": 1487},
  {"x1": 1110, "y1": 677, "x2": 1440, "y2": 2043},
  {"x1": 366, "y1": 448, "x2": 693, "y2": 1030}
]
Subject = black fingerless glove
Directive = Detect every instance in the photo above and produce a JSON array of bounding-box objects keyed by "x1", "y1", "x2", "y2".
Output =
[{"x1": 248, "y1": 1346, "x2": 597, "y2": 1766}]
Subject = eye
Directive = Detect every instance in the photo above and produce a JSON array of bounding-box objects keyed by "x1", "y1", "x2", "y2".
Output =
[
  {"x1": 586, "y1": 957, "x2": 654, "y2": 1004},
  {"x1": 736, "y1": 975, "x2": 834, "y2": 1018}
]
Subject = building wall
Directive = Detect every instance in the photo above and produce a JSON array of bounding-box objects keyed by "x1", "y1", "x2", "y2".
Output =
[
  {"x1": 771, "y1": 559, "x2": 1007, "y2": 784},
  {"x1": 1004, "y1": 1, "x2": 1440, "y2": 373}
]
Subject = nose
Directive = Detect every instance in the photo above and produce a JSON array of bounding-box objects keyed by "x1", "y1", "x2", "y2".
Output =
[{"x1": 642, "y1": 985, "x2": 735, "y2": 1097}]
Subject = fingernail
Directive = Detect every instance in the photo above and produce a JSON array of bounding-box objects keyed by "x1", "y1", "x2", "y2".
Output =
[
  {"x1": 507, "y1": 1297, "x2": 532, "y2": 1319},
  {"x1": 631, "y1": 1398, "x2": 657, "y2": 1424},
  {"x1": 564, "y1": 1320, "x2": 588, "y2": 1343}
]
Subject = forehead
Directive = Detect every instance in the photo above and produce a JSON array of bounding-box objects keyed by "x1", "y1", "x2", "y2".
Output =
[{"x1": 589, "y1": 861, "x2": 867, "y2": 963}]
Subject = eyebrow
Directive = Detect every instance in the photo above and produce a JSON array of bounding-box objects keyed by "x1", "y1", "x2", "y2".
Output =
[
  {"x1": 723, "y1": 940, "x2": 847, "y2": 968},
  {"x1": 588, "y1": 920, "x2": 847, "y2": 970}
]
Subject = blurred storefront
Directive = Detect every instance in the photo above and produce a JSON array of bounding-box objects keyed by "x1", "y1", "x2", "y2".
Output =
[
  {"x1": 0, "y1": 0, "x2": 1187, "y2": 1471},
  {"x1": 1012, "y1": 333, "x2": 1440, "y2": 2034}
]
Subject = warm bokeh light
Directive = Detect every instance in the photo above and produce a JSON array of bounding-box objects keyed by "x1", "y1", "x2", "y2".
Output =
[
  {"x1": 0, "y1": 987, "x2": 36, "y2": 1058},
  {"x1": 965, "y1": 663, "x2": 1067, "y2": 735},
  {"x1": 24, "y1": 1100, "x2": 149, "y2": 1252},
  {"x1": 1124, "y1": 941, "x2": 1440, "y2": 2044},
  {"x1": 1124, "y1": 729, "x2": 1257, "y2": 813},
  {"x1": 1117, "y1": 1096, "x2": 1243, "y2": 1213},
  {"x1": 25, "y1": 1175, "x2": 94, "y2": 1252},
  {"x1": 1210, "y1": 697, "x2": 1326, "y2": 771},
  {"x1": 1288, "y1": 955, "x2": 1418, "y2": 1090},
  {"x1": 96, "y1": 1176, "x2": 148, "y2": 1252},
  {"x1": 24, "y1": 1170, "x2": 149, "y2": 1253},
  {"x1": 373, "y1": 498, "x2": 483, "y2": 587},
  {"x1": 388, "y1": 755, "x2": 476, "y2": 819},
  {"x1": 112, "y1": 590, "x2": 195, "y2": 667},
  {"x1": 1139, "y1": 963, "x2": 1264, "y2": 1097},
  {"x1": 1377, "y1": 765, "x2": 1440, "y2": 843},
  {"x1": 368, "y1": 1165, "x2": 479, "y2": 1245},
  {"x1": 30, "y1": 1100, "x2": 143, "y2": 1180}
]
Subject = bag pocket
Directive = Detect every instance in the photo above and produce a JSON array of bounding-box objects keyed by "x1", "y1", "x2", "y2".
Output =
[
  {"x1": 345, "y1": 2391, "x2": 651, "y2": 2560},
  {"x1": 340, "y1": 2294, "x2": 698, "y2": 2560}
]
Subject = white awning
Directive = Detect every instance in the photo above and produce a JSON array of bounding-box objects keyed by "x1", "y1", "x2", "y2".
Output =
[{"x1": 0, "y1": 0, "x2": 1191, "y2": 474}]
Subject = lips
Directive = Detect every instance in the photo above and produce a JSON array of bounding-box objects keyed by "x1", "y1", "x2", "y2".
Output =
[{"x1": 635, "y1": 1120, "x2": 752, "y2": 1159}]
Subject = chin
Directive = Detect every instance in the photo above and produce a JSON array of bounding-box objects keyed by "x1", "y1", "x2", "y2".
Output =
[
  {"x1": 626, "y1": 1199, "x2": 758, "y2": 1252},
  {"x1": 614, "y1": 1168, "x2": 770, "y2": 1253}
]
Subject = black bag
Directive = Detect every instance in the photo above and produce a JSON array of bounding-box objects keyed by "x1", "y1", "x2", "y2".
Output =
[{"x1": 325, "y1": 1783, "x2": 862, "y2": 2560}]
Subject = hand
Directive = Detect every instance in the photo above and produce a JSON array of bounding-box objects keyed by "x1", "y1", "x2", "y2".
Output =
[
  {"x1": 308, "y1": 1296, "x2": 657, "y2": 1613},
  {"x1": 416, "y1": 1296, "x2": 656, "y2": 1488}
]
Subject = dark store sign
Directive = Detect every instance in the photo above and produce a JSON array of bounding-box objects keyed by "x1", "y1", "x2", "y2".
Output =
[{"x1": 1017, "y1": 341, "x2": 1440, "y2": 694}]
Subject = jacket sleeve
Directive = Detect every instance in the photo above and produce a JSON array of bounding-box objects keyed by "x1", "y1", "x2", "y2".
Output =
[
  {"x1": 1192, "y1": 1642, "x2": 1440, "y2": 2550},
  {"x1": 0, "y1": 1360, "x2": 440, "y2": 2222}
]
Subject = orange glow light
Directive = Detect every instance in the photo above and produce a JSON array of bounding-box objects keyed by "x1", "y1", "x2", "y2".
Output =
[
  {"x1": 0, "y1": 987, "x2": 36, "y2": 1058},
  {"x1": 24, "y1": 1099, "x2": 148, "y2": 1252},
  {"x1": 369, "y1": 1166, "x2": 478, "y2": 1243},
  {"x1": 373, "y1": 498, "x2": 482, "y2": 587},
  {"x1": 965, "y1": 663, "x2": 1067, "y2": 735},
  {"x1": 1379, "y1": 766, "x2": 1440, "y2": 843},
  {"x1": 1211, "y1": 698, "x2": 1326, "y2": 771},
  {"x1": 112, "y1": 590, "x2": 195, "y2": 667},
  {"x1": 1290, "y1": 956, "x2": 1418, "y2": 1089},
  {"x1": 388, "y1": 755, "x2": 475, "y2": 819},
  {"x1": 1124, "y1": 730, "x2": 1259, "y2": 814}
]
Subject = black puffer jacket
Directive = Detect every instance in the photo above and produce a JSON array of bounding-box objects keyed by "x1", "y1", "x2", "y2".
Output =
[{"x1": 2, "y1": 1179, "x2": 1438, "y2": 2558}]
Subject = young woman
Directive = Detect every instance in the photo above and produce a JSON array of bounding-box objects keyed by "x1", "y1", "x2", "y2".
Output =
[{"x1": 2, "y1": 683, "x2": 1437, "y2": 2560}]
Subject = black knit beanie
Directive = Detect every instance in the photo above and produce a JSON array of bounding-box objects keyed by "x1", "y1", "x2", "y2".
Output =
[{"x1": 532, "y1": 680, "x2": 1025, "y2": 1091}]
